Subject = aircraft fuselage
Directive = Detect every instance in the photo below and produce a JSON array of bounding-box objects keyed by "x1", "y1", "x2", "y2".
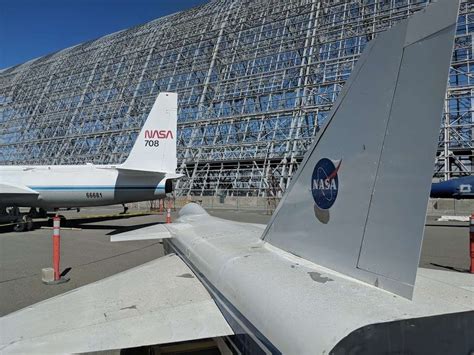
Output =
[
  {"x1": 0, "y1": 164, "x2": 167, "y2": 209},
  {"x1": 430, "y1": 176, "x2": 474, "y2": 199},
  {"x1": 161, "y1": 204, "x2": 474, "y2": 354}
]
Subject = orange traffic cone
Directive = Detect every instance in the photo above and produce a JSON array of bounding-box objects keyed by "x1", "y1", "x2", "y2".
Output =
[
  {"x1": 52, "y1": 216, "x2": 61, "y2": 281},
  {"x1": 44, "y1": 215, "x2": 70, "y2": 285}
]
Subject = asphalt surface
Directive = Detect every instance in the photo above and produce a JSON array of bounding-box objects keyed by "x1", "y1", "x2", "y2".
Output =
[
  {"x1": 0, "y1": 206, "x2": 471, "y2": 316},
  {"x1": 0, "y1": 206, "x2": 169, "y2": 316}
]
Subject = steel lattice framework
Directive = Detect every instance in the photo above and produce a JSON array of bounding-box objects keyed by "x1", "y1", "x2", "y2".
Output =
[{"x1": 1, "y1": 0, "x2": 473, "y2": 197}]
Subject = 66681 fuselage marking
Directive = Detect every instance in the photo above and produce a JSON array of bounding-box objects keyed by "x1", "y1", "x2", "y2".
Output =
[{"x1": 86, "y1": 192, "x2": 103, "y2": 198}]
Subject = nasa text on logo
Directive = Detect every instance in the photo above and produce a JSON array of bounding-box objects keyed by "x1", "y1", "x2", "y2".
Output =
[
  {"x1": 144, "y1": 129, "x2": 173, "y2": 147},
  {"x1": 144, "y1": 129, "x2": 174, "y2": 139},
  {"x1": 311, "y1": 158, "x2": 341, "y2": 210}
]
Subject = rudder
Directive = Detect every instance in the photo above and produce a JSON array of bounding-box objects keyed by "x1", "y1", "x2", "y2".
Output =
[{"x1": 262, "y1": 0, "x2": 459, "y2": 298}]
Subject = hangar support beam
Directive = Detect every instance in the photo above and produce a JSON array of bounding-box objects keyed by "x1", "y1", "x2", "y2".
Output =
[{"x1": 0, "y1": 0, "x2": 473, "y2": 197}]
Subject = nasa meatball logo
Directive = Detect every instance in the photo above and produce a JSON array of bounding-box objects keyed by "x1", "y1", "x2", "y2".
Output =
[{"x1": 311, "y1": 158, "x2": 341, "y2": 210}]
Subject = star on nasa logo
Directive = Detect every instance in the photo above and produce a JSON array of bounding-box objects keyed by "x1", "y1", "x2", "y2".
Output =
[{"x1": 311, "y1": 158, "x2": 342, "y2": 210}]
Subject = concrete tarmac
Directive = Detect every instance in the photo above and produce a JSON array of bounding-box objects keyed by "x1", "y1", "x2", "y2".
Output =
[
  {"x1": 0, "y1": 206, "x2": 471, "y2": 316},
  {"x1": 0, "y1": 206, "x2": 169, "y2": 316}
]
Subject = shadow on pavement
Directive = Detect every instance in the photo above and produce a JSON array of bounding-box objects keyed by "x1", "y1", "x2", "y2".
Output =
[{"x1": 0, "y1": 213, "x2": 163, "y2": 235}]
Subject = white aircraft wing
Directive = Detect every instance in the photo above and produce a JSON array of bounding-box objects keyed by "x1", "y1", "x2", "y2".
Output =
[
  {"x1": 0, "y1": 182, "x2": 38, "y2": 196},
  {"x1": 111, "y1": 223, "x2": 173, "y2": 241},
  {"x1": 0, "y1": 254, "x2": 233, "y2": 354}
]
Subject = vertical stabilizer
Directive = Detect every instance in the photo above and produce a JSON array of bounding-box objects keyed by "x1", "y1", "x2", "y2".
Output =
[
  {"x1": 262, "y1": 0, "x2": 459, "y2": 298},
  {"x1": 121, "y1": 92, "x2": 177, "y2": 173}
]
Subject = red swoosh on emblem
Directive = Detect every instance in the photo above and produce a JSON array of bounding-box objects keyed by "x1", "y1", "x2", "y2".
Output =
[{"x1": 327, "y1": 160, "x2": 342, "y2": 181}]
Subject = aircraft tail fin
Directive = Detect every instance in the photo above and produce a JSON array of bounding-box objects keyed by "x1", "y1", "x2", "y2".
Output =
[
  {"x1": 121, "y1": 92, "x2": 177, "y2": 173},
  {"x1": 262, "y1": 0, "x2": 459, "y2": 298}
]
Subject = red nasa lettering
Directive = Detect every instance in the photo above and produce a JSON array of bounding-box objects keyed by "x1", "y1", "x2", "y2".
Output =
[{"x1": 144, "y1": 130, "x2": 174, "y2": 139}]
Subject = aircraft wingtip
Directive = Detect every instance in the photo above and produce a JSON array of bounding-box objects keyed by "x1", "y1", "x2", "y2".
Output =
[{"x1": 404, "y1": 0, "x2": 460, "y2": 47}]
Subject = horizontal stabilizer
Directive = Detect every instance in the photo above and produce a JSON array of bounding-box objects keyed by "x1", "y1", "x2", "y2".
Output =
[
  {"x1": 111, "y1": 223, "x2": 172, "y2": 242},
  {"x1": 0, "y1": 254, "x2": 232, "y2": 354},
  {"x1": 115, "y1": 167, "x2": 166, "y2": 175},
  {"x1": 116, "y1": 167, "x2": 183, "y2": 179}
]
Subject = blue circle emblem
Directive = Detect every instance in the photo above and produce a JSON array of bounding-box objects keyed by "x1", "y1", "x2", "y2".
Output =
[{"x1": 311, "y1": 158, "x2": 340, "y2": 210}]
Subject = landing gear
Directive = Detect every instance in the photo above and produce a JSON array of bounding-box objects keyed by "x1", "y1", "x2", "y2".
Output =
[
  {"x1": 12, "y1": 215, "x2": 34, "y2": 232},
  {"x1": 120, "y1": 204, "x2": 129, "y2": 215},
  {"x1": 24, "y1": 215, "x2": 34, "y2": 231},
  {"x1": 39, "y1": 208, "x2": 47, "y2": 218},
  {"x1": 7, "y1": 207, "x2": 25, "y2": 232},
  {"x1": 1, "y1": 206, "x2": 36, "y2": 232},
  {"x1": 13, "y1": 217, "x2": 26, "y2": 232},
  {"x1": 28, "y1": 207, "x2": 47, "y2": 218}
]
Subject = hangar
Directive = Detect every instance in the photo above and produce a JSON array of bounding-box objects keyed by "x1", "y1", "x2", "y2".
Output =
[{"x1": 0, "y1": 0, "x2": 472, "y2": 198}]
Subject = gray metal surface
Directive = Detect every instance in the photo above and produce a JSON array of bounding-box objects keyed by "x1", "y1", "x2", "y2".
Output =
[
  {"x1": 404, "y1": 0, "x2": 460, "y2": 46},
  {"x1": 0, "y1": 206, "x2": 471, "y2": 318},
  {"x1": 111, "y1": 223, "x2": 172, "y2": 241},
  {"x1": 262, "y1": 0, "x2": 459, "y2": 298},
  {"x1": 358, "y1": 24, "x2": 458, "y2": 287},
  {"x1": 1, "y1": 206, "x2": 473, "y2": 353},
  {"x1": 0, "y1": 254, "x2": 232, "y2": 353},
  {"x1": 166, "y1": 204, "x2": 474, "y2": 354}
]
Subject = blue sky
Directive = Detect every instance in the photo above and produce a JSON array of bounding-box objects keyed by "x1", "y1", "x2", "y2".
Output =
[{"x1": 0, "y1": 0, "x2": 209, "y2": 69}]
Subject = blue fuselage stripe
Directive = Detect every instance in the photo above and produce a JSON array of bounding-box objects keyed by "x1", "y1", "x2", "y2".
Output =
[{"x1": 28, "y1": 185, "x2": 165, "y2": 191}]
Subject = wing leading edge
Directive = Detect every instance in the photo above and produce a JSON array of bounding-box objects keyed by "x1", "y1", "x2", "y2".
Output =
[
  {"x1": 0, "y1": 254, "x2": 232, "y2": 354},
  {"x1": 110, "y1": 223, "x2": 173, "y2": 241},
  {"x1": 0, "y1": 183, "x2": 38, "y2": 196}
]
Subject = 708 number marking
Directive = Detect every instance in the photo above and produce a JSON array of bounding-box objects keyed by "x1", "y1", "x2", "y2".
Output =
[{"x1": 145, "y1": 140, "x2": 160, "y2": 147}]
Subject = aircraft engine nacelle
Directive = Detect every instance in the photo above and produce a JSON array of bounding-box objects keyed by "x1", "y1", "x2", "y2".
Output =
[
  {"x1": 154, "y1": 178, "x2": 174, "y2": 199},
  {"x1": 165, "y1": 179, "x2": 173, "y2": 194},
  {"x1": 155, "y1": 178, "x2": 175, "y2": 198}
]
